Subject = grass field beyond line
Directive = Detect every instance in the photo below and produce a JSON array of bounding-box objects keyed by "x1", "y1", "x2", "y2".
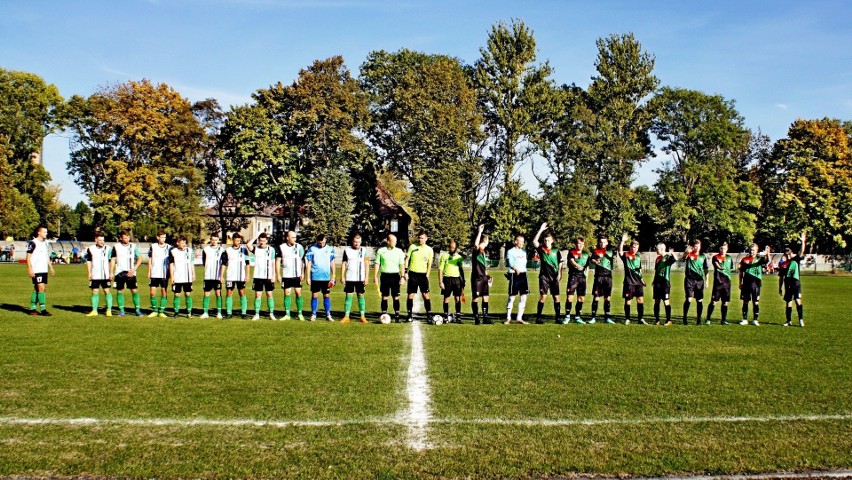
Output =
[{"x1": 0, "y1": 264, "x2": 849, "y2": 478}]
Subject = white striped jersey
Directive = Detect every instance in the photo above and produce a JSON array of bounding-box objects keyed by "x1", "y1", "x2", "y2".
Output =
[
  {"x1": 222, "y1": 246, "x2": 249, "y2": 282},
  {"x1": 148, "y1": 243, "x2": 172, "y2": 279},
  {"x1": 86, "y1": 245, "x2": 112, "y2": 280},
  {"x1": 169, "y1": 247, "x2": 195, "y2": 284},
  {"x1": 279, "y1": 243, "x2": 305, "y2": 278},
  {"x1": 202, "y1": 245, "x2": 225, "y2": 281},
  {"x1": 26, "y1": 239, "x2": 49, "y2": 273},
  {"x1": 252, "y1": 246, "x2": 277, "y2": 280},
  {"x1": 112, "y1": 242, "x2": 141, "y2": 274},
  {"x1": 342, "y1": 246, "x2": 368, "y2": 282}
]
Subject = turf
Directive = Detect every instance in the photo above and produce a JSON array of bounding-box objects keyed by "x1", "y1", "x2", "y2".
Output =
[{"x1": 0, "y1": 263, "x2": 849, "y2": 478}]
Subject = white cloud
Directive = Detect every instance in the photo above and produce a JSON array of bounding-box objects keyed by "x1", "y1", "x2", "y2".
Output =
[{"x1": 775, "y1": 103, "x2": 789, "y2": 110}]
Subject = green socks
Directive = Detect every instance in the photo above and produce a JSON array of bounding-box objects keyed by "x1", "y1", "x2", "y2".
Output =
[
  {"x1": 203, "y1": 296, "x2": 210, "y2": 313},
  {"x1": 267, "y1": 297, "x2": 274, "y2": 314},
  {"x1": 132, "y1": 292, "x2": 140, "y2": 309},
  {"x1": 91, "y1": 293, "x2": 100, "y2": 311},
  {"x1": 226, "y1": 296, "x2": 233, "y2": 315},
  {"x1": 186, "y1": 297, "x2": 193, "y2": 314},
  {"x1": 216, "y1": 296, "x2": 222, "y2": 313},
  {"x1": 296, "y1": 296, "x2": 303, "y2": 315},
  {"x1": 37, "y1": 292, "x2": 45, "y2": 311},
  {"x1": 173, "y1": 296, "x2": 181, "y2": 313},
  {"x1": 30, "y1": 291, "x2": 38, "y2": 310},
  {"x1": 358, "y1": 295, "x2": 366, "y2": 316},
  {"x1": 117, "y1": 292, "x2": 125, "y2": 311},
  {"x1": 105, "y1": 293, "x2": 113, "y2": 311},
  {"x1": 344, "y1": 295, "x2": 353, "y2": 316},
  {"x1": 284, "y1": 294, "x2": 292, "y2": 315},
  {"x1": 159, "y1": 296, "x2": 168, "y2": 313},
  {"x1": 151, "y1": 295, "x2": 158, "y2": 311},
  {"x1": 240, "y1": 295, "x2": 248, "y2": 314},
  {"x1": 254, "y1": 297, "x2": 261, "y2": 313}
]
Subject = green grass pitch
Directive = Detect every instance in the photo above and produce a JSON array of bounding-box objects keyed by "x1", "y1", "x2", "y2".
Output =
[{"x1": 0, "y1": 263, "x2": 849, "y2": 478}]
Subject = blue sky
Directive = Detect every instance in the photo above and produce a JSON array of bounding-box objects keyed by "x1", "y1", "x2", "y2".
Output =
[{"x1": 2, "y1": 0, "x2": 851, "y2": 206}]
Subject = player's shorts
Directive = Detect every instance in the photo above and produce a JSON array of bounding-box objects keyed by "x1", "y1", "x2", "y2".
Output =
[
  {"x1": 622, "y1": 283, "x2": 644, "y2": 299},
  {"x1": 31, "y1": 272, "x2": 48, "y2": 286},
  {"x1": 783, "y1": 278, "x2": 801, "y2": 302},
  {"x1": 253, "y1": 279, "x2": 275, "y2": 292},
  {"x1": 89, "y1": 279, "x2": 110, "y2": 290},
  {"x1": 592, "y1": 275, "x2": 613, "y2": 297},
  {"x1": 344, "y1": 281, "x2": 365, "y2": 294},
  {"x1": 684, "y1": 276, "x2": 705, "y2": 300},
  {"x1": 150, "y1": 278, "x2": 168, "y2": 289},
  {"x1": 472, "y1": 276, "x2": 490, "y2": 299},
  {"x1": 114, "y1": 272, "x2": 137, "y2": 290},
  {"x1": 225, "y1": 280, "x2": 246, "y2": 291},
  {"x1": 740, "y1": 277, "x2": 762, "y2": 302},
  {"x1": 380, "y1": 273, "x2": 401, "y2": 297},
  {"x1": 281, "y1": 277, "x2": 301, "y2": 290},
  {"x1": 172, "y1": 282, "x2": 193, "y2": 293},
  {"x1": 539, "y1": 276, "x2": 560, "y2": 296},
  {"x1": 711, "y1": 278, "x2": 731, "y2": 303},
  {"x1": 652, "y1": 279, "x2": 670, "y2": 300},
  {"x1": 442, "y1": 276, "x2": 463, "y2": 297},
  {"x1": 507, "y1": 272, "x2": 529, "y2": 296},
  {"x1": 203, "y1": 280, "x2": 222, "y2": 292},
  {"x1": 407, "y1": 272, "x2": 430, "y2": 294},
  {"x1": 310, "y1": 280, "x2": 332, "y2": 295},
  {"x1": 566, "y1": 274, "x2": 587, "y2": 296}
]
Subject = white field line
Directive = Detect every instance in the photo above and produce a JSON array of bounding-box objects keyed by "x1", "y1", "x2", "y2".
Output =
[
  {"x1": 633, "y1": 470, "x2": 852, "y2": 480},
  {"x1": 399, "y1": 319, "x2": 432, "y2": 450},
  {"x1": 0, "y1": 413, "x2": 848, "y2": 429}
]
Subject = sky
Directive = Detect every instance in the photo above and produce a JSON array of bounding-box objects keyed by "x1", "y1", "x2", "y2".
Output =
[{"x1": 2, "y1": 0, "x2": 851, "y2": 206}]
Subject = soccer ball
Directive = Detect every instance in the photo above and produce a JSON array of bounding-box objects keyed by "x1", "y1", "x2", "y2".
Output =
[
  {"x1": 379, "y1": 313, "x2": 392, "y2": 324},
  {"x1": 432, "y1": 315, "x2": 444, "y2": 325}
]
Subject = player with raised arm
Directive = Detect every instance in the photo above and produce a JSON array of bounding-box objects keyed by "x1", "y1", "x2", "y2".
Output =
[
  {"x1": 681, "y1": 239, "x2": 710, "y2": 325},
  {"x1": 168, "y1": 236, "x2": 195, "y2": 318},
  {"x1": 221, "y1": 234, "x2": 250, "y2": 319},
  {"x1": 248, "y1": 232, "x2": 278, "y2": 320},
  {"x1": 532, "y1": 222, "x2": 563, "y2": 324},
  {"x1": 565, "y1": 237, "x2": 590, "y2": 324},
  {"x1": 26, "y1": 226, "x2": 56, "y2": 316},
  {"x1": 200, "y1": 235, "x2": 225, "y2": 319},
  {"x1": 780, "y1": 232, "x2": 807, "y2": 327},
  {"x1": 111, "y1": 230, "x2": 143, "y2": 316},
  {"x1": 375, "y1": 234, "x2": 405, "y2": 323},
  {"x1": 738, "y1": 243, "x2": 771, "y2": 326},
  {"x1": 438, "y1": 239, "x2": 465, "y2": 324},
  {"x1": 618, "y1": 233, "x2": 646, "y2": 325},
  {"x1": 405, "y1": 230, "x2": 434, "y2": 322},
  {"x1": 470, "y1": 225, "x2": 491, "y2": 325},
  {"x1": 341, "y1": 233, "x2": 369, "y2": 324},
  {"x1": 85, "y1": 232, "x2": 113, "y2": 316},
  {"x1": 278, "y1": 230, "x2": 305, "y2": 321},
  {"x1": 706, "y1": 242, "x2": 735, "y2": 325},
  {"x1": 651, "y1": 242, "x2": 676, "y2": 325},
  {"x1": 305, "y1": 234, "x2": 336, "y2": 322},
  {"x1": 147, "y1": 230, "x2": 171, "y2": 318},
  {"x1": 504, "y1": 234, "x2": 529, "y2": 324},
  {"x1": 589, "y1": 235, "x2": 616, "y2": 324}
]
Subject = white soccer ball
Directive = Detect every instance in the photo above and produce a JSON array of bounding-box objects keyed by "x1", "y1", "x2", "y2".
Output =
[
  {"x1": 432, "y1": 314, "x2": 444, "y2": 325},
  {"x1": 379, "y1": 313, "x2": 392, "y2": 324}
]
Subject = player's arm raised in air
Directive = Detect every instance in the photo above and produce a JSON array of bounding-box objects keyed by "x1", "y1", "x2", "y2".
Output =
[
  {"x1": 799, "y1": 231, "x2": 807, "y2": 258},
  {"x1": 532, "y1": 222, "x2": 547, "y2": 249},
  {"x1": 618, "y1": 233, "x2": 628, "y2": 257}
]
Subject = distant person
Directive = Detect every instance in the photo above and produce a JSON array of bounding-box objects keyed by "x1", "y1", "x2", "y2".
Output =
[
  {"x1": 72, "y1": 245, "x2": 80, "y2": 264},
  {"x1": 504, "y1": 234, "x2": 528, "y2": 324},
  {"x1": 532, "y1": 222, "x2": 563, "y2": 324},
  {"x1": 651, "y1": 242, "x2": 676, "y2": 325},
  {"x1": 405, "y1": 230, "x2": 434, "y2": 322},
  {"x1": 681, "y1": 239, "x2": 710, "y2": 325},
  {"x1": 305, "y1": 234, "x2": 335, "y2": 322},
  {"x1": 85, "y1": 232, "x2": 114, "y2": 316},
  {"x1": 111, "y1": 230, "x2": 143, "y2": 316},
  {"x1": 147, "y1": 230, "x2": 171, "y2": 318},
  {"x1": 340, "y1": 233, "x2": 369, "y2": 324},
  {"x1": 248, "y1": 232, "x2": 278, "y2": 321},
  {"x1": 565, "y1": 236, "x2": 590, "y2": 324},
  {"x1": 26, "y1": 226, "x2": 55, "y2": 316},
  {"x1": 589, "y1": 235, "x2": 616, "y2": 324},
  {"x1": 706, "y1": 242, "x2": 734, "y2": 325},
  {"x1": 618, "y1": 233, "x2": 646, "y2": 325},
  {"x1": 470, "y1": 225, "x2": 491, "y2": 325},
  {"x1": 200, "y1": 235, "x2": 225, "y2": 319},
  {"x1": 779, "y1": 232, "x2": 807, "y2": 327},
  {"x1": 221, "y1": 234, "x2": 250, "y2": 319},
  {"x1": 374, "y1": 234, "x2": 405, "y2": 323},
  {"x1": 279, "y1": 230, "x2": 306, "y2": 321},
  {"x1": 739, "y1": 243, "x2": 771, "y2": 326},
  {"x1": 439, "y1": 239, "x2": 465, "y2": 324},
  {"x1": 168, "y1": 236, "x2": 195, "y2": 318}
]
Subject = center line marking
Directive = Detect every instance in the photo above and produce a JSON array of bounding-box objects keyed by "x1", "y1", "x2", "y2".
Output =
[{"x1": 400, "y1": 319, "x2": 431, "y2": 450}]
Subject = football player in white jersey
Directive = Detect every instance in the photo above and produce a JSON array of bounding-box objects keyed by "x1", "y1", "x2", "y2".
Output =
[
  {"x1": 147, "y1": 230, "x2": 171, "y2": 318},
  {"x1": 110, "y1": 230, "x2": 143, "y2": 316},
  {"x1": 221, "y1": 233, "x2": 250, "y2": 319},
  {"x1": 278, "y1": 230, "x2": 305, "y2": 321},
  {"x1": 340, "y1": 233, "x2": 369, "y2": 323},
  {"x1": 248, "y1": 232, "x2": 278, "y2": 320},
  {"x1": 200, "y1": 234, "x2": 225, "y2": 319},
  {"x1": 26, "y1": 226, "x2": 55, "y2": 316},
  {"x1": 85, "y1": 232, "x2": 114, "y2": 316},
  {"x1": 168, "y1": 236, "x2": 195, "y2": 318}
]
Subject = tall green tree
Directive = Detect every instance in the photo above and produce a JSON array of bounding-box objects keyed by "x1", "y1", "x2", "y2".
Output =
[
  {"x1": 66, "y1": 79, "x2": 206, "y2": 239},
  {"x1": 0, "y1": 143, "x2": 39, "y2": 239},
  {"x1": 300, "y1": 166, "x2": 354, "y2": 246},
  {"x1": 650, "y1": 87, "x2": 760, "y2": 248},
  {"x1": 757, "y1": 118, "x2": 852, "y2": 252}
]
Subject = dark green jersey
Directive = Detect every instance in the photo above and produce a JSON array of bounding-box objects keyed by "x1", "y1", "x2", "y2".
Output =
[
  {"x1": 620, "y1": 252, "x2": 643, "y2": 286},
  {"x1": 472, "y1": 246, "x2": 487, "y2": 280},
  {"x1": 685, "y1": 253, "x2": 710, "y2": 280},
  {"x1": 739, "y1": 254, "x2": 768, "y2": 280},
  {"x1": 712, "y1": 254, "x2": 734, "y2": 282},
  {"x1": 591, "y1": 247, "x2": 615, "y2": 277},
  {"x1": 653, "y1": 254, "x2": 676, "y2": 282},
  {"x1": 566, "y1": 249, "x2": 590, "y2": 276},
  {"x1": 780, "y1": 255, "x2": 802, "y2": 281},
  {"x1": 537, "y1": 246, "x2": 562, "y2": 282}
]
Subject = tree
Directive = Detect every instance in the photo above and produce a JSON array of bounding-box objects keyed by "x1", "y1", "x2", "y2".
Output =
[
  {"x1": 66, "y1": 79, "x2": 206, "y2": 239},
  {"x1": 300, "y1": 166, "x2": 354, "y2": 246},
  {"x1": 650, "y1": 87, "x2": 760, "y2": 248},
  {"x1": 484, "y1": 180, "x2": 538, "y2": 249},
  {"x1": 757, "y1": 118, "x2": 852, "y2": 252},
  {"x1": 0, "y1": 144, "x2": 39, "y2": 239}
]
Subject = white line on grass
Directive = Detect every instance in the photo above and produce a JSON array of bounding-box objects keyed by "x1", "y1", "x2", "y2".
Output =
[
  {"x1": 0, "y1": 414, "x2": 847, "y2": 429},
  {"x1": 399, "y1": 318, "x2": 432, "y2": 450}
]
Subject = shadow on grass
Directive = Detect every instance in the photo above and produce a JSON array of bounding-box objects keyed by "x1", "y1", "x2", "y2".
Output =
[
  {"x1": 53, "y1": 304, "x2": 93, "y2": 314},
  {"x1": 0, "y1": 303, "x2": 32, "y2": 314}
]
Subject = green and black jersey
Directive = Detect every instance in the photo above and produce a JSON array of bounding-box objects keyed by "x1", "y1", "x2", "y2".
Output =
[
  {"x1": 653, "y1": 254, "x2": 676, "y2": 283},
  {"x1": 591, "y1": 248, "x2": 616, "y2": 278},
  {"x1": 780, "y1": 255, "x2": 802, "y2": 281},
  {"x1": 566, "y1": 249, "x2": 590, "y2": 276},
  {"x1": 620, "y1": 253, "x2": 644, "y2": 287},
  {"x1": 537, "y1": 246, "x2": 562, "y2": 283},
  {"x1": 472, "y1": 246, "x2": 487, "y2": 281},
  {"x1": 712, "y1": 254, "x2": 734, "y2": 284},
  {"x1": 739, "y1": 254, "x2": 768, "y2": 281},
  {"x1": 685, "y1": 253, "x2": 710, "y2": 280}
]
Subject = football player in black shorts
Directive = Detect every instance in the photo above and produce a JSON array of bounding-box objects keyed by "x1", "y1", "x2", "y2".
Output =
[
  {"x1": 681, "y1": 239, "x2": 710, "y2": 325},
  {"x1": 438, "y1": 239, "x2": 465, "y2": 324},
  {"x1": 589, "y1": 236, "x2": 616, "y2": 324},
  {"x1": 564, "y1": 237, "x2": 590, "y2": 324},
  {"x1": 738, "y1": 243, "x2": 770, "y2": 326},
  {"x1": 470, "y1": 225, "x2": 491, "y2": 325},
  {"x1": 532, "y1": 222, "x2": 564, "y2": 324},
  {"x1": 779, "y1": 232, "x2": 807, "y2": 327},
  {"x1": 618, "y1": 233, "x2": 646, "y2": 325},
  {"x1": 651, "y1": 242, "x2": 676, "y2": 325},
  {"x1": 706, "y1": 242, "x2": 735, "y2": 325}
]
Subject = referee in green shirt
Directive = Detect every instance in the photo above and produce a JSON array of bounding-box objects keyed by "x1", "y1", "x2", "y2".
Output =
[
  {"x1": 374, "y1": 234, "x2": 405, "y2": 323},
  {"x1": 405, "y1": 230, "x2": 434, "y2": 322}
]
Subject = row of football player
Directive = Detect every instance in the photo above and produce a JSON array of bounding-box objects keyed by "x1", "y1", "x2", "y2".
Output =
[{"x1": 70, "y1": 224, "x2": 807, "y2": 327}]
